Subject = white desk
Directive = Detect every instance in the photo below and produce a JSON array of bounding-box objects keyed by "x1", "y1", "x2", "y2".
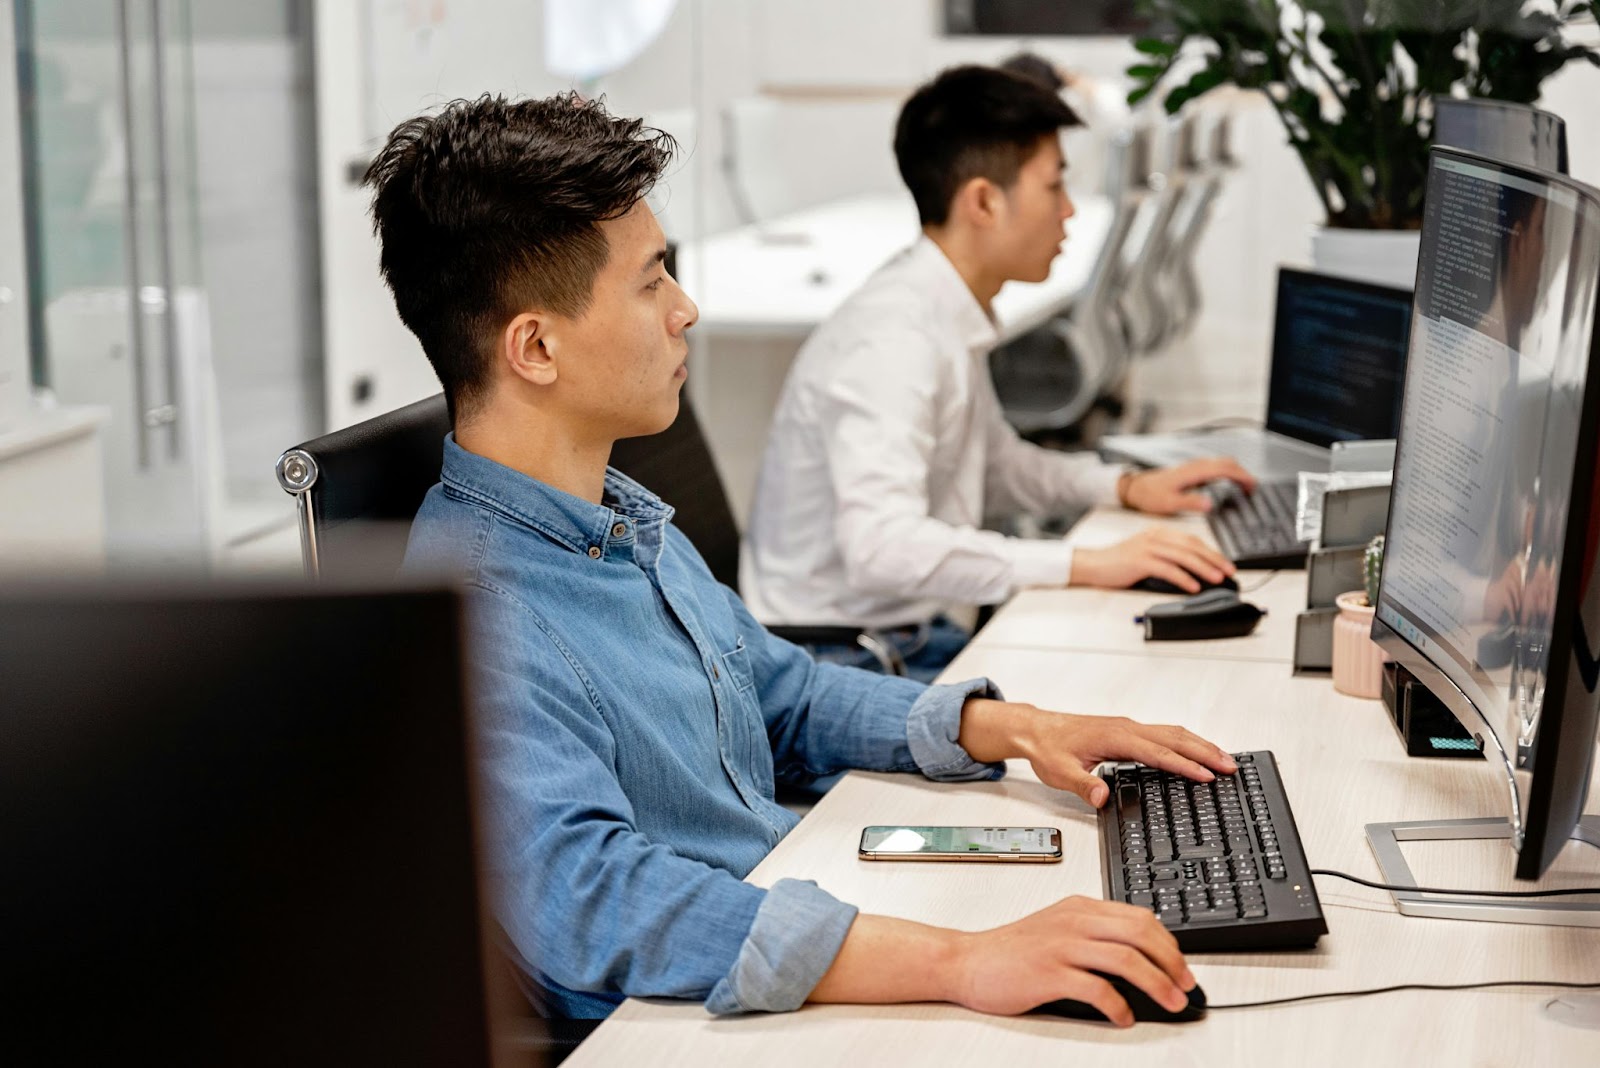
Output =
[
  {"x1": 973, "y1": 507, "x2": 1309, "y2": 664},
  {"x1": 674, "y1": 192, "x2": 1113, "y2": 343},
  {"x1": 570, "y1": 553, "x2": 1600, "y2": 1065}
]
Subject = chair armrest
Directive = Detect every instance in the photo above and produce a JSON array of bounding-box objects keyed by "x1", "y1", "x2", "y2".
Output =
[{"x1": 767, "y1": 625, "x2": 908, "y2": 677}]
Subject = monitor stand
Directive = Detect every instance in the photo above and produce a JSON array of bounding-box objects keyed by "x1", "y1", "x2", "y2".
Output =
[{"x1": 1365, "y1": 815, "x2": 1600, "y2": 926}]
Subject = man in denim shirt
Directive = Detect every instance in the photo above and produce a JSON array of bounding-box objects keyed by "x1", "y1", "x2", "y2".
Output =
[{"x1": 374, "y1": 92, "x2": 1236, "y2": 1028}]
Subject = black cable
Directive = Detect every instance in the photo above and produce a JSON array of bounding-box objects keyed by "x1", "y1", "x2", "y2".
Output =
[
  {"x1": 1311, "y1": 867, "x2": 1600, "y2": 899},
  {"x1": 1236, "y1": 570, "x2": 1281, "y2": 593},
  {"x1": 1210, "y1": 978, "x2": 1600, "y2": 1011}
]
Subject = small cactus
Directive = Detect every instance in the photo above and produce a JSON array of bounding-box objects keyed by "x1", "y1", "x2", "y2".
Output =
[{"x1": 1364, "y1": 534, "x2": 1385, "y2": 607}]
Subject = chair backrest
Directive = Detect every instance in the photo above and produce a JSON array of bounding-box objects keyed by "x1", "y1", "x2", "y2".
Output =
[
  {"x1": 276, "y1": 394, "x2": 452, "y2": 578},
  {"x1": 277, "y1": 390, "x2": 742, "y2": 588}
]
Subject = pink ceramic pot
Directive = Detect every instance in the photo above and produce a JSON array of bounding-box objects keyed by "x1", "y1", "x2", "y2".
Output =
[{"x1": 1332, "y1": 591, "x2": 1388, "y2": 699}]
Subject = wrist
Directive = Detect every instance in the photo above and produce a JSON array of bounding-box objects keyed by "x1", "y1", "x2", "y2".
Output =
[
  {"x1": 1067, "y1": 546, "x2": 1101, "y2": 587},
  {"x1": 957, "y1": 697, "x2": 1042, "y2": 764},
  {"x1": 937, "y1": 927, "x2": 980, "y2": 1006},
  {"x1": 1116, "y1": 470, "x2": 1137, "y2": 509}
]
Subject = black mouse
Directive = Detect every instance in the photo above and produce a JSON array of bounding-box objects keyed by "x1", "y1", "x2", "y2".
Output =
[
  {"x1": 1140, "y1": 588, "x2": 1266, "y2": 640},
  {"x1": 1131, "y1": 574, "x2": 1239, "y2": 596},
  {"x1": 1031, "y1": 973, "x2": 1207, "y2": 1024}
]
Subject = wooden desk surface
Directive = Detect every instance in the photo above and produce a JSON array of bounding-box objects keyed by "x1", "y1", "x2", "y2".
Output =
[
  {"x1": 974, "y1": 507, "x2": 1309, "y2": 664},
  {"x1": 570, "y1": 647, "x2": 1600, "y2": 1066}
]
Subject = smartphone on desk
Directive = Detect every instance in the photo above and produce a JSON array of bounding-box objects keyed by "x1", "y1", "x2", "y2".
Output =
[{"x1": 858, "y1": 825, "x2": 1062, "y2": 862}]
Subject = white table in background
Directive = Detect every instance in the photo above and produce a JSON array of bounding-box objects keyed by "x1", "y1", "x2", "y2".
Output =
[{"x1": 674, "y1": 192, "x2": 1112, "y2": 342}]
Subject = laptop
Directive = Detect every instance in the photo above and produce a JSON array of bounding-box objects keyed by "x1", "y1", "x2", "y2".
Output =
[{"x1": 1100, "y1": 267, "x2": 1413, "y2": 482}]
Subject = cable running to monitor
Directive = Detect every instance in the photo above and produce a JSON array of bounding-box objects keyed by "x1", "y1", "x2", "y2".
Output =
[
  {"x1": 1311, "y1": 868, "x2": 1600, "y2": 899},
  {"x1": 1210, "y1": 979, "x2": 1600, "y2": 1011}
]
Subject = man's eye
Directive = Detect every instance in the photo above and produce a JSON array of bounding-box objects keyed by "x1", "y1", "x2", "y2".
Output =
[{"x1": 646, "y1": 277, "x2": 665, "y2": 291}]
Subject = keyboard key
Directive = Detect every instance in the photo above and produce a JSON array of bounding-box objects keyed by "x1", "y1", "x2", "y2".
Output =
[
  {"x1": 1184, "y1": 907, "x2": 1237, "y2": 924},
  {"x1": 1128, "y1": 891, "x2": 1155, "y2": 908}
]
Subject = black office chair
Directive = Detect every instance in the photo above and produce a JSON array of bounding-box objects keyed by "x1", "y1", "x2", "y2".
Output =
[{"x1": 275, "y1": 392, "x2": 906, "y2": 673}]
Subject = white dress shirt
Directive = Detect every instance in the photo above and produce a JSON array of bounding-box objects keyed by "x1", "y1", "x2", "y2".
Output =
[{"x1": 741, "y1": 236, "x2": 1125, "y2": 629}]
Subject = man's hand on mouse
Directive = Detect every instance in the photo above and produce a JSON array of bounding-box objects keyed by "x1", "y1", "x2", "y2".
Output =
[
  {"x1": 1069, "y1": 527, "x2": 1235, "y2": 593},
  {"x1": 945, "y1": 895, "x2": 1194, "y2": 1025},
  {"x1": 1117, "y1": 457, "x2": 1258, "y2": 516},
  {"x1": 957, "y1": 698, "x2": 1238, "y2": 807}
]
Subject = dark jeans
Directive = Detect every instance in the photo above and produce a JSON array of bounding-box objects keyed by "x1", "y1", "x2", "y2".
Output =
[{"x1": 799, "y1": 614, "x2": 973, "y2": 685}]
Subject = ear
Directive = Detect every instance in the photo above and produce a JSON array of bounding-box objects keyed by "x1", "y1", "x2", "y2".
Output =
[
  {"x1": 950, "y1": 175, "x2": 1003, "y2": 230},
  {"x1": 500, "y1": 311, "x2": 558, "y2": 387}
]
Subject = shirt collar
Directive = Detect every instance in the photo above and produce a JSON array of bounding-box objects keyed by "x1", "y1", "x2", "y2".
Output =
[
  {"x1": 439, "y1": 432, "x2": 674, "y2": 555},
  {"x1": 906, "y1": 234, "x2": 1000, "y2": 356}
]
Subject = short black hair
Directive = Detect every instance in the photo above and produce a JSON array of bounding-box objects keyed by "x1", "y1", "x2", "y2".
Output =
[
  {"x1": 998, "y1": 52, "x2": 1066, "y2": 93},
  {"x1": 364, "y1": 93, "x2": 675, "y2": 422},
  {"x1": 894, "y1": 65, "x2": 1080, "y2": 227}
]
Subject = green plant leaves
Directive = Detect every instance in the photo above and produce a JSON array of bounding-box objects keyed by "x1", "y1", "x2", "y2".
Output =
[{"x1": 1129, "y1": 0, "x2": 1598, "y2": 227}]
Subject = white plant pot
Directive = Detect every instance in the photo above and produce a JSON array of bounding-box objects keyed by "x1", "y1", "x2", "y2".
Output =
[{"x1": 1310, "y1": 227, "x2": 1422, "y2": 291}]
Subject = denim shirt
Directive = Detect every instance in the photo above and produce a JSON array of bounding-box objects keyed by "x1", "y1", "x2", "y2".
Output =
[{"x1": 403, "y1": 435, "x2": 1004, "y2": 1019}]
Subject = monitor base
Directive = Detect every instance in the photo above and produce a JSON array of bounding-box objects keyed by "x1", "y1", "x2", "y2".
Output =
[
  {"x1": 1365, "y1": 815, "x2": 1600, "y2": 927},
  {"x1": 1544, "y1": 992, "x2": 1600, "y2": 1030}
]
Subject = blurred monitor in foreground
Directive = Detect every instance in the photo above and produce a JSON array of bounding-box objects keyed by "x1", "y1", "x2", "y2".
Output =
[{"x1": 0, "y1": 583, "x2": 532, "y2": 1065}]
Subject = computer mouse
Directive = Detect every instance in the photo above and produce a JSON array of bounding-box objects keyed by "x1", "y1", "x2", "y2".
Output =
[
  {"x1": 1140, "y1": 588, "x2": 1265, "y2": 641},
  {"x1": 1131, "y1": 574, "x2": 1239, "y2": 596},
  {"x1": 1030, "y1": 973, "x2": 1207, "y2": 1024}
]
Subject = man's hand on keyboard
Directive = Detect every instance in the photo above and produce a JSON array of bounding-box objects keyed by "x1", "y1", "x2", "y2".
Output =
[
  {"x1": 1117, "y1": 457, "x2": 1257, "y2": 515},
  {"x1": 1069, "y1": 526, "x2": 1234, "y2": 592},
  {"x1": 958, "y1": 699, "x2": 1238, "y2": 807}
]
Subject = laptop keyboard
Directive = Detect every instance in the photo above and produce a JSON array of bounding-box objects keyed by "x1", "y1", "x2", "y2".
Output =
[{"x1": 1206, "y1": 481, "x2": 1309, "y2": 569}]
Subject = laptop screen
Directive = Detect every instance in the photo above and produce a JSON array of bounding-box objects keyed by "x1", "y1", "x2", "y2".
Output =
[{"x1": 1264, "y1": 268, "x2": 1413, "y2": 449}]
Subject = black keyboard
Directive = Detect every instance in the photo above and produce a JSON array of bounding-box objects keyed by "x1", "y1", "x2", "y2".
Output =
[
  {"x1": 1097, "y1": 751, "x2": 1327, "y2": 952},
  {"x1": 1205, "y1": 481, "x2": 1309, "y2": 569}
]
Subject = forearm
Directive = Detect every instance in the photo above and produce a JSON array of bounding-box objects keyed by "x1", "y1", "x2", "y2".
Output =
[{"x1": 806, "y1": 914, "x2": 967, "y2": 1006}]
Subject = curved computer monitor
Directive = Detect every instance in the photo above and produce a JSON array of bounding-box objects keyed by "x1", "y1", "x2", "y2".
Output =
[
  {"x1": 1372, "y1": 147, "x2": 1600, "y2": 880},
  {"x1": 1434, "y1": 97, "x2": 1569, "y2": 175}
]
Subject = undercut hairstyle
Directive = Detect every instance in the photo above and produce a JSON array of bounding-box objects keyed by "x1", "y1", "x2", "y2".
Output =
[
  {"x1": 894, "y1": 65, "x2": 1081, "y2": 227},
  {"x1": 364, "y1": 93, "x2": 675, "y2": 422}
]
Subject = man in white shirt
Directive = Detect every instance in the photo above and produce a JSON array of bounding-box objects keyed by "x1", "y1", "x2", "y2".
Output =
[{"x1": 743, "y1": 65, "x2": 1254, "y2": 681}]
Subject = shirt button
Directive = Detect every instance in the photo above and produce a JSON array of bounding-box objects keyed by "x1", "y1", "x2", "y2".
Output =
[
  {"x1": 587, "y1": 546, "x2": 602, "y2": 559},
  {"x1": 611, "y1": 522, "x2": 627, "y2": 538},
  {"x1": 712, "y1": 664, "x2": 721, "y2": 679}
]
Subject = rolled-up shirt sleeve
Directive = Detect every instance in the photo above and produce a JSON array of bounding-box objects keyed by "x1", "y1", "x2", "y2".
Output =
[{"x1": 707, "y1": 878, "x2": 860, "y2": 1014}]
